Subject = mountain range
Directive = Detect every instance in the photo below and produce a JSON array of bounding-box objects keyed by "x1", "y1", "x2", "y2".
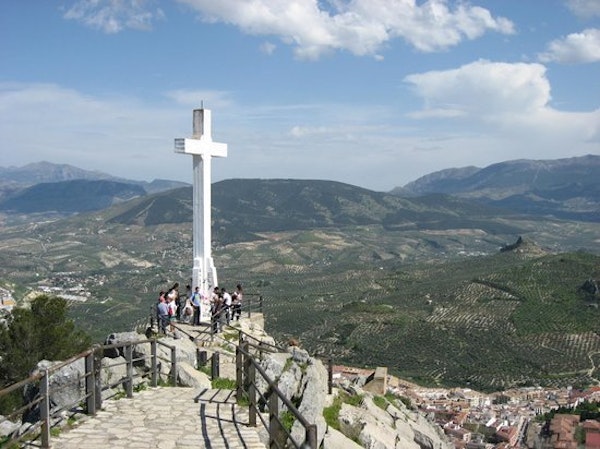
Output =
[
  {"x1": 0, "y1": 161, "x2": 187, "y2": 202},
  {"x1": 1, "y1": 155, "x2": 598, "y2": 226},
  {"x1": 393, "y1": 154, "x2": 599, "y2": 222}
]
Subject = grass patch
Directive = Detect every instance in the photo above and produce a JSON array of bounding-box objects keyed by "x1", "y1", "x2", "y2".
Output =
[
  {"x1": 0, "y1": 436, "x2": 20, "y2": 449},
  {"x1": 373, "y1": 395, "x2": 388, "y2": 410},
  {"x1": 237, "y1": 392, "x2": 250, "y2": 407},
  {"x1": 67, "y1": 416, "x2": 78, "y2": 427},
  {"x1": 223, "y1": 331, "x2": 239, "y2": 341},
  {"x1": 384, "y1": 392, "x2": 412, "y2": 409},
  {"x1": 197, "y1": 364, "x2": 211, "y2": 376},
  {"x1": 212, "y1": 377, "x2": 237, "y2": 390},
  {"x1": 323, "y1": 391, "x2": 364, "y2": 430},
  {"x1": 157, "y1": 377, "x2": 175, "y2": 387}
]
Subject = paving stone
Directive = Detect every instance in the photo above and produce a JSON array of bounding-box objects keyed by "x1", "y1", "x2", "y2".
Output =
[{"x1": 49, "y1": 387, "x2": 266, "y2": 449}]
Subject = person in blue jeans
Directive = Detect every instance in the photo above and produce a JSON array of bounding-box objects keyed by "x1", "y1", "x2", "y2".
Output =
[{"x1": 156, "y1": 293, "x2": 169, "y2": 334}]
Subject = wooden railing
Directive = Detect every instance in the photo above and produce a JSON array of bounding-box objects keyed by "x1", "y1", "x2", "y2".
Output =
[
  {"x1": 235, "y1": 332, "x2": 319, "y2": 449},
  {"x1": 1, "y1": 298, "x2": 324, "y2": 449},
  {"x1": 0, "y1": 338, "x2": 178, "y2": 448}
]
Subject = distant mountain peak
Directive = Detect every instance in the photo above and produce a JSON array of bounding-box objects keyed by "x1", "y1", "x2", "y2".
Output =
[{"x1": 392, "y1": 155, "x2": 600, "y2": 222}]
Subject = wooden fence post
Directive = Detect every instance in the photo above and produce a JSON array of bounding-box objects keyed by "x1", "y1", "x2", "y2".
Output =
[
  {"x1": 94, "y1": 346, "x2": 103, "y2": 410},
  {"x1": 125, "y1": 344, "x2": 133, "y2": 398},
  {"x1": 40, "y1": 369, "x2": 50, "y2": 448},
  {"x1": 328, "y1": 358, "x2": 333, "y2": 395},
  {"x1": 269, "y1": 393, "x2": 285, "y2": 449},
  {"x1": 305, "y1": 424, "x2": 318, "y2": 449},
  {"x1": 243, "y1": 341, "x2": 251, "y2": 392},
  {"x1": 197, "y1": 349, "x2": 207, "y2": 368},
  {"x1": 170, "y1": 346, "x2": 177, "y2": 386},
  {"x1": 236, "y1": 344, "x2": 243, "y2": 400},
  {"x1": 85, "y1": 351, "x2": 96, "y2": 415},
  {"x1": 151, "y1": 340, "x2": 158, "y2": 387},
  {"x1": 211, "y1": 352, "x2": 220, "y2": 379},
  {"x1": 248, "y1": 362, "x2": 257, "y2": 427}
]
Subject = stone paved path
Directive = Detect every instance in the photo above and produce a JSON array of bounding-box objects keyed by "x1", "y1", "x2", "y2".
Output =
[{"x1": 49, "y1": 387, "x2": 266, "y2": 449}]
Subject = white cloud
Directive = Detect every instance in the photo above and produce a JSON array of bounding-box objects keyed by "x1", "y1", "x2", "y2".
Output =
[
  {"x1": 565, "y1": 0, "x2": 600, "y2": 18},
  {"x1": 64, "y1": 0, "x2": 165, "y2": 33},
  {"x1": 404, "y1": 60, "x2": 551, "y2": 118},
  {"x1": 538, "y1": 28, "x2": 600, "y2": 63},
  {"x1": 403, "y1": 60, "x2": 600, "y2": 156},
  {"x1": 174, "y1": 0, "x2": 514, "y2": 59}
]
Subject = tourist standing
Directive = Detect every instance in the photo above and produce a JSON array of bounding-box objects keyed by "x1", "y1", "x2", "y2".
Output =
[
  {"x1": 167, "y1": 294, "x2": 177, "y2": 334},
  {"x1": 211, "y1": 287, "x2": 221, "y2": 333},
  {"x1": 157, "y1": 292, "x2": 168, "y2": 334},
  {"x1": 167, "y1": 282, "x2": 179, "y2": 319},
  {"x1": 191, "y1": 286, "x2": 202, "y2": 326},
  {"x1": 232, "y1": 284, "x2": 243, "y2": 321},
  {"x1": 222, "y1": 287, "x2": 232, "y2": 324}
]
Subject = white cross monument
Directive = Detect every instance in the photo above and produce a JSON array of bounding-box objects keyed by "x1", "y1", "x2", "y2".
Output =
[{"x1": 174, "y1": 108, "x2": 227, "y2": 307}]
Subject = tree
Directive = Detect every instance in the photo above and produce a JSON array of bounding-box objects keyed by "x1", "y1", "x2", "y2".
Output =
[{"x1": 0, "y1": 295, "x2": 91, "y2": 387}]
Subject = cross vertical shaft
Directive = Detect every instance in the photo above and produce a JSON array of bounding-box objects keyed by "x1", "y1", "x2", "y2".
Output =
[{"x1": 174, "y1": 108, "x2": 228, "y2": 314}]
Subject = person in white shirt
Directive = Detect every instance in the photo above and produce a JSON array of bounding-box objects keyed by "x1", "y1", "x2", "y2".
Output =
[{"x1": 222, "y1": 288, "x2": 232, "y2": 325}]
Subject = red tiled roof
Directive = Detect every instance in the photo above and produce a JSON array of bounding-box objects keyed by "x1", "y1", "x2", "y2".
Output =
[{"x1": 586, "y1": 432, "x2": 600, "y2": 449}]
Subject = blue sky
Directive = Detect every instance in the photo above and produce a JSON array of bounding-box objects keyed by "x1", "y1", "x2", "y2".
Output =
[{"x1": 1, "y1": 0, "x2": 599, "y2": 191}]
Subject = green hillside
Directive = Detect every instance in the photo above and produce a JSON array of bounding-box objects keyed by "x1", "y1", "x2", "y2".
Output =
[{"x1": 247, "y1": 250, "x2": 600, "y2": 392}]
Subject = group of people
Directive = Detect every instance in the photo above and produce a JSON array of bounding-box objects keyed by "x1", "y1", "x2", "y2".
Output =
[
  {"x1": 155, "y1": 282, "x2": 243, "y2": 335},
  {"x1": 209, "y1": 285, "x2": 244, "y2": 333}
]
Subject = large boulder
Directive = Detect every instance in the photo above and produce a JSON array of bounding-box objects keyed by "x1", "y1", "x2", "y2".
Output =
[
  {"x1": 103, "y1": 331, "x2": 146, "y2": 361},
  {"x1": 177, "y1": 361, "x2": 211, "y2": 389},
  {"x1": 291, "y1": 357, "x2": 328, "y2": 446},
  {"x1": 22, "y1": 359, "x2": 86, "y2": 423},
  {"x1": 255, "y1": 346, "x2": 329, "y2": 448}
]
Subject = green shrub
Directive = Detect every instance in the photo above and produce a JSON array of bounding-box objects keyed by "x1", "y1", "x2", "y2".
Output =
[
  {"x1": 0, "y1": 295, "x2": 91, "y2": 407},
  {"x1": 280, "y1": 410, "x2": 295, "y2": 432}
]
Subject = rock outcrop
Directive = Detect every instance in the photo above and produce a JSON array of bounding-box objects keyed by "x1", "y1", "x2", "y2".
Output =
[
  {"x1": 256, "y1": 345, "x2": 328, "y2": 446},
  {"x1": 253, "y1": 343, "x2": 451, "y2": 449},
  {"x1": 335, "y1": 391, "x2": 452, "y2": 449}
]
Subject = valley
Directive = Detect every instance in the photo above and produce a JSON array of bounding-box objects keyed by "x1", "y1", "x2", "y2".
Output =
[{"x1": 0, "y1": 208, "x2": 598, "y2": 392}]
